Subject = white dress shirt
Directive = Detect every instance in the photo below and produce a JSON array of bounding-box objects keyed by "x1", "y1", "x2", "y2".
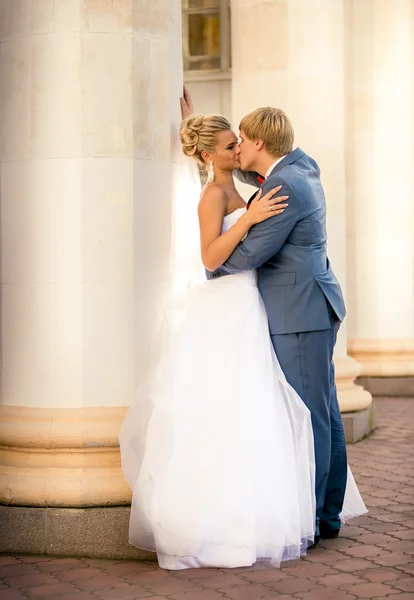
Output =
[{"x1": 265, "y1": 156, "x2": 286, "y2": 179}]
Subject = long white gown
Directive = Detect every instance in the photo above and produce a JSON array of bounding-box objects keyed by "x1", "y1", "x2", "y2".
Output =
[{"x1": 119, "y1": 207, "x2": 366, "y2": 570}]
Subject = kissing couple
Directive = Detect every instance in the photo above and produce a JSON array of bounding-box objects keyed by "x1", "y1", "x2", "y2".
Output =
[{"x1": 119, "y1": 87, "x2": 367, "y2": 570}]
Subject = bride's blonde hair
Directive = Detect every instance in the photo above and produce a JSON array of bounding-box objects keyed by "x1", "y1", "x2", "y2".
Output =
[{"x1": 180, "y1": 114, "x2": 231, "y2": 164}]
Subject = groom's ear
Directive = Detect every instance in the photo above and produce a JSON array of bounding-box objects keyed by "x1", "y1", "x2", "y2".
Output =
[{"x1": 256, "y1": 139, "x2": 264, "y2": 152}]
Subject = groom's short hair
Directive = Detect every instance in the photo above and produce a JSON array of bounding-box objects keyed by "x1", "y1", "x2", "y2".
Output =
[{"x1": 240, "y1": 107, "x2": 294, "y2": 158}]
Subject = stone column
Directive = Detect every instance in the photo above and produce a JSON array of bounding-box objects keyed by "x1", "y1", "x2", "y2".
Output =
[
  {"x1": 231, "y1": 0, "x2": 372, "y2": 413},
  {"x1": 346, "y1": 0, "x2": 414, "y2": 378},
  {"x1": 0, "y1": 0, "x2": 183, "y2": 507}
]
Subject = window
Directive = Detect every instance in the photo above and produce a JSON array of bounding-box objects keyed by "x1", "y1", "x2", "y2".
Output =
[{"x1": 182, "y1": 0, "x2": 231, "y2": 75}]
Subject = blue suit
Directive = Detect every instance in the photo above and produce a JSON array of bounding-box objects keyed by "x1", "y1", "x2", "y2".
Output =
[{"x1": 208, "y1": 148, "x2": 348, "y2": 535}]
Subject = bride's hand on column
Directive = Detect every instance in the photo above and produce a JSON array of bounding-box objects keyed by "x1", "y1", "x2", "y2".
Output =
[
  {"x1": 180, "y1": 85, "x2": 194, "y2": 120},
  {"x1": 244, "y1": 187, "x2": 289, "y2": 226}
]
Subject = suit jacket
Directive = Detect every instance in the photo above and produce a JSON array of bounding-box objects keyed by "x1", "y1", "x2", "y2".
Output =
[{"x1": 206, "y1": 148, "x2": 346, "y2": 334}]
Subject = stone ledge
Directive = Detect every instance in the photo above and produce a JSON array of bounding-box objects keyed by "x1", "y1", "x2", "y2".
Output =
[
  {"x1": 357, "y1": 376, "x2": 414, "y2": 398},
  {"x1": 342, "y1": 403, "x2": 377, "y2": 444},
  {"x1": 0, "y1": 506, "x2": 155, "y2": 561}
]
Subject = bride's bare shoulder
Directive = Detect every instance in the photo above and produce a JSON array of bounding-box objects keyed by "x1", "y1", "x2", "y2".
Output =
[
  {"x1": 199, "y1": 183, "x2": 228, "y2": 206},
  {"x1": 198, "y1": 183, "x2": 228, "y2": 220}
]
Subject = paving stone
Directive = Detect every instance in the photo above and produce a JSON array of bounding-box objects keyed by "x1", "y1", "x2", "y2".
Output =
[
  {"x1": 332, "y1": 559, "x2": 375, "y2": 573},
  {"x1": 339, "y1": 582, "x2": 402, "y2": 597},
  {"x1": 99, "y1": 562, "x2": 156, "y2": 577},
  {"x1": 56, "y1": 595, "x2": 98, "y2": 600},
  {"x1": 0, "y1": 564, "x2": 38, "y2": 578},
  {"x1": 361, "y1": 568, "x2": 409, "y2": 582},
  {"x1": 16, "y1": 557, "x2": 53, "y2": 564},
  {"x1": 265, "y1": 578, "x2": 325, "y2": 594},
  {"x1": 56, "y1": 567, "x2": 105, "y2": 581},
  {"x1": 296, "y1": 590, "x2": 357, "y2": 600},
  {"x1": 74, "y1": 575, "x2": 131, "y2": 591},
  {"x1": 21, "y1": 582, "x2": 80, "y2": 598},
  {"x1": 217, "y1": 584, "x2": 281, "y2": 600},
  {"x1": 259, "y1": 596, "x2": 296, "y2": 600},
  {"x1": 389, "y1": 529, "x2": 414, "y2": 540},
  {"x1": 0, "y1": 558, "x2": 22, "y2": 567},
  {"x1": 342, "y1": 545, "x2": 385, "y2": 558},
  {"x1": 311, "y1": 573, "x2": 367, "y2": 586},
  {"x1": 173, "y1": 567, "x2": 220, "y2": 579},
  {"x1": 371, "y1": 596, "x2": 414, "y2": 600},
  {"x1": 0, "y1": 590, "x2": 31, "y2": 600},
  {"x1": 283, "y1": 563, "x2": 338, "y2": 579},
  {"x1": 371, "y1": 552, "x2": 413, "y2": 567},
  {"x1": 239, "y1": 569, "x2": 293, "y2": 583},
  {"x1": 169, "y1": 592, "x2": 228, "y2": 600},
  {"x1": 121, "y1": 569, "x2": 172, "y2": 585},
  {"x1": 3, "y1": 573, "x2": 58, "y2": 588},
  {"x1": 391, "y1": 577, "x2": 414, "y2": 592},
  {"x1": 189, "y1": 573, "x2": 248, "y2": 588},
  {"x1": 140, "y1": 579, "x2": 202, "y2": 595},
  {"x1": 97, "y1": 585, "x2": 154, "y2": 599},
  {"x1": 0, "y1": 398, "x2": 412, "y2": 599}
]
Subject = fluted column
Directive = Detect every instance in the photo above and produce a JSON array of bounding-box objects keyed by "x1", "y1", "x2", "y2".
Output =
[
  {"x1": 346, "y1": 0, "x2": 414, "y2": 377},
  {"x1": 231, "y1": 0, "x2": 371, "y2": 412},
  {"x1": 0, "y1": 0, "x2": 183, "y2": 506}
]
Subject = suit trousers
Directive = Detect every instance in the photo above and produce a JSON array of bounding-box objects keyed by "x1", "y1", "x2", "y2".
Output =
[{"x1": 270, "y1": 307, "x2": 348, "y2": 535}]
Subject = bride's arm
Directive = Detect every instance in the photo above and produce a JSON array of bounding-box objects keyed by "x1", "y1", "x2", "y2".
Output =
[{"x1": 199, "y1": 185, "x2": 288, "y2": 272}]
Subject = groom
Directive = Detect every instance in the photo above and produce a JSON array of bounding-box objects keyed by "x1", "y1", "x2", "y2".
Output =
[{"x1": 181, "y1": 90, "x2": 348, "y2": 544}]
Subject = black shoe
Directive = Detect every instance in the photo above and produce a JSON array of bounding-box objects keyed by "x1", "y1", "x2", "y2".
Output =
[
  {"x1": 307, "y1": 535, "x2": 320, "y2": 550},
  {"x1": 320, "y1": 529, "x2": 339, "y2": 540}
]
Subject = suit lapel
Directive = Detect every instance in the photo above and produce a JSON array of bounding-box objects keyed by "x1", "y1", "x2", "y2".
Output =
[
  {"x1": 268, "y1": 147, "x2": 305, "y2": 177},
  {"x1": 246, "y1": 148, "x2": 305, "y2": 209}
]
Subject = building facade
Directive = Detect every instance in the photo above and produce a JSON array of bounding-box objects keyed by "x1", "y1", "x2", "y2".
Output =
[{"x1": 0, "y1": 0, "x2": 413, "y2": 555}]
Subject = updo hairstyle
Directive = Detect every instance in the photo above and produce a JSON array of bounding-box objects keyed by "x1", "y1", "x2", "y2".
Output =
[{"x1": 180, "y1": 114, "x2": 231, "y2": 164}]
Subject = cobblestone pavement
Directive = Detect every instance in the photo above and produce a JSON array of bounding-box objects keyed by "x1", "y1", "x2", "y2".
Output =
[{"x1": 1, "y1": 398, "x2": 413, "y2": 600}]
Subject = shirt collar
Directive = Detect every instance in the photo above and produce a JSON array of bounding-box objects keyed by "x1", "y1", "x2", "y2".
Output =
[{"x1": 265, "y1": 156, "x2": 286, "y2": 179}]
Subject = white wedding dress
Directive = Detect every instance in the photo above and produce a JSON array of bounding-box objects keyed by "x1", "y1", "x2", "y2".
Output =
[{"x1": 120, "y1": 207, "x2": 366, "y2": 570}]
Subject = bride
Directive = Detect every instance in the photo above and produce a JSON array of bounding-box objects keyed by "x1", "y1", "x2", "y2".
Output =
[{"x1": 119, "y1": 113, "x2": 366, "y2": 570}]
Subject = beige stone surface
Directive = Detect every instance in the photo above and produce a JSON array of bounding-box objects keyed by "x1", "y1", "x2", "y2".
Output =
[
  {"x1": 348, "y1": 339, "x2": 414, "y2": 377},
  {"x1": 0, "y1": 0, "x2": 184, "y2": 509},
  {"x1": 31, "y1": 33, "x2": 82, "y2": 158},
  {"x1": 345, "y1": 0, "x2": 414, "y2": 356},
  {"x1": 335, "y1": 356, "x2": 373, "y2": 413},
  {"x1": 0, "y1": 36, "x2": 32, "y2": 162},
  {"x1": 0, "y1": 405, "x2": 131, "y2": 506},
  {"x1": 231, "y1": 0, "x2": 371, "y2": 408},
  {"x1": 0, "y1": 505, "x2": 153, "y2": 559}
]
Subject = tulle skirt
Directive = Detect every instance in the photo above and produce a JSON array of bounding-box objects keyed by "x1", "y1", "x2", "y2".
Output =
[{"x1": 119, "y1": 273, "x2": 365, "y2": 570}]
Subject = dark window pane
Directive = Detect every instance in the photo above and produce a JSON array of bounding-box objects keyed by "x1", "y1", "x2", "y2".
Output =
[{"x1": 188, "y1": 12, "x2": 221, "y2": 58}]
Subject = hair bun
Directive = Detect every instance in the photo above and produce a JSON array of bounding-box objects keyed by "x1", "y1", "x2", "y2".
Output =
[
  {"x1": 179, "y1": 113, "x2": 231, "y2": 164},
  {"x1": 180, "y1": 114, "x2": 205, "y2": 158}
]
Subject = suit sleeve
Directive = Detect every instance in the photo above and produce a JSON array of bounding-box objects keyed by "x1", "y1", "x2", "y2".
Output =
[
  {"x1": 234, "y1": 169, "x2": 261, "y2": 187},
  {"x1": 212, "y1": 177, "x2": 298, "y2": 275}
]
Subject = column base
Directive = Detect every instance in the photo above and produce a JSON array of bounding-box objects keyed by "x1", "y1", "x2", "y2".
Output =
[
  {"x1": 356, "y1": 376, "x2": 414, "y2": 398},
  {"x1": 348, "y1": 339, "x2": 414, "y2": 377},
  {"x1": 342, "y1": 404, "x2": 377, "y2": 444},
  {"x1": 0, "y1": 405, "x2": 131, "y2": 507},
  {"x1": 0, "y1": 505, "x2": 155, "y2": 560},
  {"x1": 335, "y1": 355, "x2": 373, "y2": 413}
]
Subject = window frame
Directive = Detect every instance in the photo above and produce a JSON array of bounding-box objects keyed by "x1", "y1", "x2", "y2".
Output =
[{"x1": 182, "y1": 0, "x2": 231, "y2": 82}]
